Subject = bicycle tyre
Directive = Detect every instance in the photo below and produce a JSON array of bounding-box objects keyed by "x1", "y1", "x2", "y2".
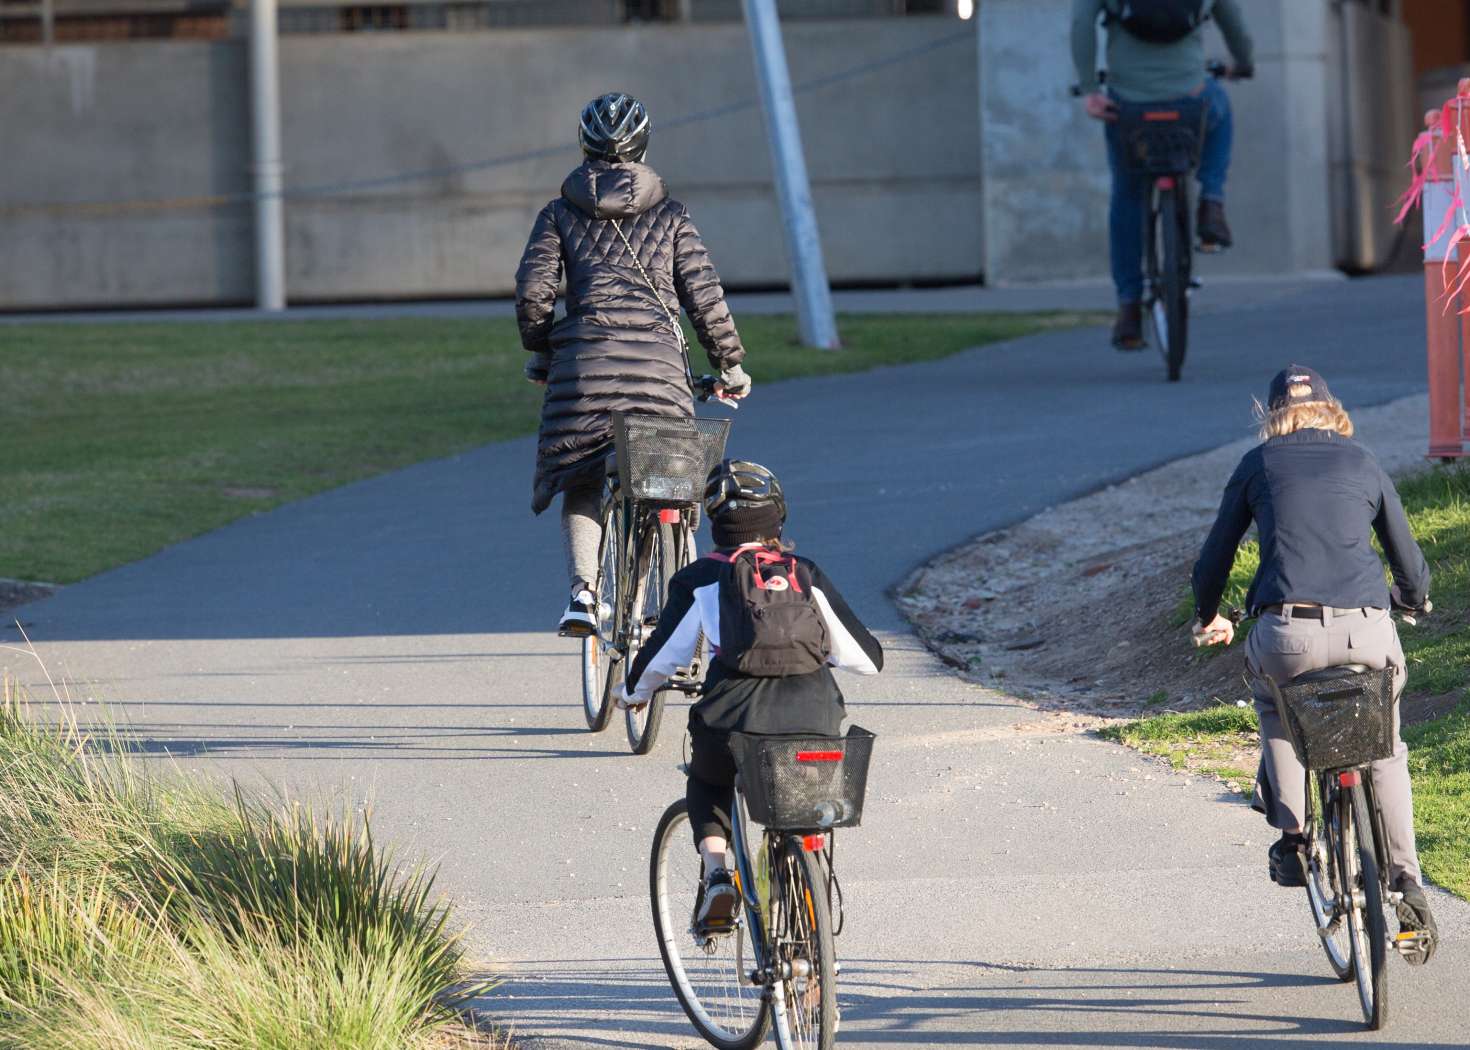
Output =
[
  {"x1": 626, "y1": 518, "x2": 677, "y2": 754},
  {"x1": 1159, "y1": 185, "x2": 1190, "y2": 382},
  {"x1": 650, "y1": 799, "x2": 770, "y2": 1050},
  {"x1": 581, "y1": 494, "x2": 621, "y2": 732},
  {"x1": 771, "y1": 840, "x2": 838, "y2": 1050},
  {"x1": 1345, "y1": 783, "x2": 1388, "y2": 1030},
  {"x1": 1304, "y1": 774, "x2": 1354, "y2": 982}
]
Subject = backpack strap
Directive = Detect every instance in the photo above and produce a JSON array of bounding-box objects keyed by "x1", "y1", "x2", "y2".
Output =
[{"x1": 705, "y1": 546, "x2": 803, "y2": 592}]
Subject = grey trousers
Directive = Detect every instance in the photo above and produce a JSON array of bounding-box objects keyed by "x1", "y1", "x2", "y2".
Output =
[
  {"x1": 1245, "y1": 605, "x2": 1422, "y2": 887},
  {"x1": 560, "y1": 475, "x2": 604, "y2": 595}
]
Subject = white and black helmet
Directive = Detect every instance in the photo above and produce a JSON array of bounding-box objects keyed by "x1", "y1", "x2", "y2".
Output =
[
  {"x1": 704, "y1": 459, "x2": 787, "y2": 523},
  {"x1": 578, "y1": 92, "x2": 651, "y2": 163}
]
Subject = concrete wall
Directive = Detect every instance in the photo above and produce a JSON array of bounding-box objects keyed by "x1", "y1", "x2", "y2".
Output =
[
  {"x1": 0, "y1": 20, "x2": 981, "y2": 308},
  {"x1": 979, "y1": 0, "x2": 1341, "y2": 286}
]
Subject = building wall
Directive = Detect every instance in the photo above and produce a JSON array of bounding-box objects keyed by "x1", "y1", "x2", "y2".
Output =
[{"x1": 0, "y1": 19, "x2": 981, "y2": 308}]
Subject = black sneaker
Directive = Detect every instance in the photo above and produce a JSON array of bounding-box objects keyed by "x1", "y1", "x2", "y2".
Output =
[
  {"x1": 1394, "y1": 878, "x2": 1439, "y2": 966},
  {"x1": 1197, "y1": 199, "x2": 1233, "y2": 251},
  {"x1": 1269, "y1": 833, "x2": 1306, "y2": 888},
  {"x1": 694, "y1": 867, "x2": 740, "y2": 932},
  {"x1": 1111, "y1": 303, "x2": 1146, "y2": 351},
  {"x1": 557, "y1": 588, "x2": 597, "y2": 638}
]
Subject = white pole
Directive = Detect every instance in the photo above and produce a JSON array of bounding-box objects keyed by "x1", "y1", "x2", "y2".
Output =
[
  {"x1": 249, "y1": 0, "x2": 286, "y2": 311},
  {"x1": 741, "y1": 0, "x2": 838, "y2": 349},
  {"x1": 40, "y1": 0, "x2": 53, "y2": 46}
]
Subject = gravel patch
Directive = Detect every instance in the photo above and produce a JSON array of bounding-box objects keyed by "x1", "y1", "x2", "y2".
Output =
[{"x1": 896, "y1": 395, "x2": 1434, "y2": 720}]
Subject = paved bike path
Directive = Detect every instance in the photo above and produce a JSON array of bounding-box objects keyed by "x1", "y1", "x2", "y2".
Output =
[{"x1": 9, "y1": 274, "x2": 1469, "y2": 1047}]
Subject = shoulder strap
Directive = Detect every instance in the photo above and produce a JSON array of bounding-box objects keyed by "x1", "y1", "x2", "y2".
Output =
[{"x1": 610, "y1": 217, "x2": 697, "y2": 394}]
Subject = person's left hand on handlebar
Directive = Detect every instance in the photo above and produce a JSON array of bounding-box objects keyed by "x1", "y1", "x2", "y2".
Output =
[
  {"x1": 714, "y1": 363, "x2": 752, "y2": 400},
  {"x1": 1082, "y1": 91, "x2": 1119, "y2": 122},
  {"x1": 1191, "y1": 613, "x2": 1235, "y2": 648}
]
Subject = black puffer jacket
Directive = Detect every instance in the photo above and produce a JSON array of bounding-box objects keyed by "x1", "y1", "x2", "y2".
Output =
[{"x1": 516, "y1": 160, "x2": 745, "y2": 514}]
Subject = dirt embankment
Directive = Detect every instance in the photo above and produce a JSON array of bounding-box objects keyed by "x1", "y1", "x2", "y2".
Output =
[{"x1": 896, "y1": 396, "x2": 1434, "y2": 721}]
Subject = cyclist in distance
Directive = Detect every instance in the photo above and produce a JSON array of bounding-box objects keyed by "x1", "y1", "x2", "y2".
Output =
[
  {"x1": 621, "y1": 461, "x2": 884, "y2": 928},
  {"x1": 1191, "y1": 365, "x2": 1438, "y2": 963},
  {"x1": 1071, "y1": 0, "x2": 1254, "y2": 349},
  {"x1": 516, "y1": 92, "x2": 751, "y2": 636}
]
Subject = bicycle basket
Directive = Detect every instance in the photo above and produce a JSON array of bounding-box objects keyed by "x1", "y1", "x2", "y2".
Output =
[
  {"x1": 729, "y1": 726, "x2": 876, "y2": 831},
  {"x1": 1116, "y1": 98, "x2": 1205, "y2": 175},
  {"x1": 611, "y1": 412, "x2": 731, "y2": 505},
  {"x1": 1274, "y1": 667, "x2": 1396, "y2": 772}
]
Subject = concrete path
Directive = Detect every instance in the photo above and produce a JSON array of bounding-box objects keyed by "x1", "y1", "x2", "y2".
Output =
[{"x1": 7, "y1": 274, "x2": 1468, "y2": 1047}]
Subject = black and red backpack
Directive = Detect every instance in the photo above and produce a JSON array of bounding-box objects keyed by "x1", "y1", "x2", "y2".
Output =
[
  {"x1": 1105, "y1": 0, "x2": 1209, "y2": 45},
  {"x1": 708, "y1": 546, "x2": 831, "y2": 677}
]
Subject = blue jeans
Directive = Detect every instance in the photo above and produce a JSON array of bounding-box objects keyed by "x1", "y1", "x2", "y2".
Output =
[{"x1": 1103, "y1": 78, "x2": 1233, "y2": 305}]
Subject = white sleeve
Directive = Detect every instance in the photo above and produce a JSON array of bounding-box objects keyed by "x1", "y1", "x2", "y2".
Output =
[{"x1": 811, "y1": 586, "x2": 880, "y2": 676}]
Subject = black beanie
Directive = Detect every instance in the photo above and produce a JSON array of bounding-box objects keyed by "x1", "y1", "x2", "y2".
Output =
[{"x1": 711, "y1": 502, "x2": 785, "y2": 548}]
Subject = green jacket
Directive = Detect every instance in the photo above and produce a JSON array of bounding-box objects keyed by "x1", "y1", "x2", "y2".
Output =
[{"x1": 1071, "y1": 0, "x2": 1254, "y2": 102}]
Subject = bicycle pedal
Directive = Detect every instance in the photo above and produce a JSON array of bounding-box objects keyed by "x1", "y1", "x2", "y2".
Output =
[{"x1": 1188, "y1": 277, "x2": 1203, "y2": 290}]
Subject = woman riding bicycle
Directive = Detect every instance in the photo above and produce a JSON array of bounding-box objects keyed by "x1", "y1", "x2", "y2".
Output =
[
  {"x1": 516, "y1": 92, "x2": 751, "y2": 636},
  {"x1": 622, "y1": 460, "x2": 884, "y2": 928},
  {"x1": 1191, "y1": 365, "x2": 1438, "y2": 962}
]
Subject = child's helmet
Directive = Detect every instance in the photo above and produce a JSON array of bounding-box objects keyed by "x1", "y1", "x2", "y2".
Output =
[
  {"x1": 704, "y1": 460, "x2": 787, "y2": 524},
  {"x1": 579, "y1": 93, "x2": 651, "y2": 163}
]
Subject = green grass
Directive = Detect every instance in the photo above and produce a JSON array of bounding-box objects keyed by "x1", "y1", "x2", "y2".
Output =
[
  {"x1": 0, "y1": 311, "x2": 1102, "y2": 584},
  {"x1": 1099, "y1": 705, "x2": 1259, "y2": 798},
  {"x1": 0, "y1": 680, "x2": 493, "y2": 1049},
  {"x1": 1134, "y1": 463, "x2": 1470, "y2": 899}
]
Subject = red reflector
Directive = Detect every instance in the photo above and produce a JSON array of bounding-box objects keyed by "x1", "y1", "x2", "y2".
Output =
[
  {"x1": 658, "y1": 509, "x2": 681, "y2": 524},
  {"x1": 796, "y1": 751, "x2": 843, "y2": 763},
  {"x1": 1157, "y1": 176, "x2": 1176, "y2": 190},
  {"x1": 1338, "y1": 770, "x2": 1362, "y2": 787},
  {"x1": 1143, "y1": 110, "x2": 1180, "y2": 122},
  {"x1": 801, "y1": 834, "x2": 826, "y2": 852}
]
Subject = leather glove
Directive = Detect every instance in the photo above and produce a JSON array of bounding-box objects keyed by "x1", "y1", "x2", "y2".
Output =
[
  {"x1": 524, "y1": 352, "x2": 551, "y2": 384},
  {"x1": 718, "y1": 363, "x2": 752, "y2": 397}
]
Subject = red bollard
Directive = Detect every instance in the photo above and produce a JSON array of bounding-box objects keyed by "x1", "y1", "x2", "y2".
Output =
[{"x1": 1423, "y1": 104, "x2": 1465, "y2": 460}]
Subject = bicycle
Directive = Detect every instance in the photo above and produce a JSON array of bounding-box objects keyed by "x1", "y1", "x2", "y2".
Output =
[
  {"x1": 580, "y1": 377, "x2": 732, "y2": 754},
  {"x1": 1074, "y1": 62, "x2": 1250, "y2": 382},
  {"x1": 650, "y1": 727, "x2": 874, "y2": 1050},
  {"x1": 1265, "y1": 609, "x2": 1433, "y2": 1031}
]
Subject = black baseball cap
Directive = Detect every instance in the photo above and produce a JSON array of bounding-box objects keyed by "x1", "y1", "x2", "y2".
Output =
[{"x1": 1267, "y1": 364, "x2": 1331, "y2": 409}]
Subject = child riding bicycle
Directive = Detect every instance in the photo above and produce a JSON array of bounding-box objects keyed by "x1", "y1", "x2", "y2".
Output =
[
  {"x1": 622, "y1": 460, "x2": 884, "y2": 928},
  {"x1": 515, "y1": 92, "x2": 751, "y2": 637}
]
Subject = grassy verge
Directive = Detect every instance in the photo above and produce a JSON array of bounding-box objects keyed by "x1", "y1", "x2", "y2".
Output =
[
  {"x1": 0, "y1": 311, "x2": 1102, "y2": 584},
  {"x1": 0, "y1": 678, "x2": 494, "y2": 1049},
  {"x1": 1110, "y1": 465, "x2": 1470, "y2": 899}
]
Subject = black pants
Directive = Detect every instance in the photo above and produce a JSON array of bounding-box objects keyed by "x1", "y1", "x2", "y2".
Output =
[{"x1": 687, "y1": 723, "x2": 737, "y2": 845}]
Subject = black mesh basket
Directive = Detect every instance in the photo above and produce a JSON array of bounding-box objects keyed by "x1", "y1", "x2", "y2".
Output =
[
  {"x1": 729, "y1": 726, "x2": 876, "y2": 831},
  {"x1": 1116, "y1": 98, "x2": 1205, "y2": 175},
  {"x1": 611, "y1": 412, "x2": 731, "y2": 505},
  {"x1": 1273, "y1": 667, "x2": 1396, "y2": 772}
]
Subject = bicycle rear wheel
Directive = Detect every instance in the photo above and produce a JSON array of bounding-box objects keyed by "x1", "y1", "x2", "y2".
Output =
[
  {"x1": 771, "y1": 839, "x2": 837, "y2": 1050},
  {"x1": 625, "y1": 518, "x2": 678, "y2": 754},
  {"x1": 1343, "y1": 783, "x2": 1388, "y2": 1030},
  {"x1": 1156, "y1": 184, "x2": 1190, "y2": 382},
  {"x1": 1304, "y1": 775, "x2": 1354, "y2": 981},
  {"x1": 650, "y1": 799, "x2": 770, "y2": 1050},
  {"x1": 581, "y1": 494, "x2": 620, "y2": 732}
]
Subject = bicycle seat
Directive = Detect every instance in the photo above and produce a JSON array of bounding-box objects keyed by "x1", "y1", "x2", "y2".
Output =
[{"x1": 1286, "y1": 664, "x2": 1372, "y2": 687}]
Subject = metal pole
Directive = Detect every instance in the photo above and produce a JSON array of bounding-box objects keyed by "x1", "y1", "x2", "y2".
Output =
[
  {"x1": 741, "y1": 0, "x2": 838, "y2": 349},
  {"x1": 249, "y1": 0, "x2": 286, "y2": 311},
  {"x1": 40, "y1": 0, "x2": 53, "y2": 46}
]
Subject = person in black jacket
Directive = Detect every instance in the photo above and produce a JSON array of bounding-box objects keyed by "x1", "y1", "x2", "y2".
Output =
[
  {"x1": 623, "y1": 461, "x2": 883, "y2": 930},
  {"x1": 1192, "y1": 365, "x2": 1438, "y2": 964},
  {"x1": 516, "y1": 93, "x2": 751, "y2": 635}
]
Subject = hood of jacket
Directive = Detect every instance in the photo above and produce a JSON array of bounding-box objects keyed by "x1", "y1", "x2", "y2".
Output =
[{"x1": 561, "y1": 160, "x2": 668, "y2": 220}]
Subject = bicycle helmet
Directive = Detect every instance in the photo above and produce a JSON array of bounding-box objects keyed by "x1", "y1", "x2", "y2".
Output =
[
  {"x1": 704, "y1": 459, "x2": 787, "y2": 524},
  {"x1": 578, "y1": 93, "x2": 651, "y2": 163}
]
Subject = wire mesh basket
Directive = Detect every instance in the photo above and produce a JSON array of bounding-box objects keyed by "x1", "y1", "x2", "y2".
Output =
[
  {"x1": 1116, "y1": 98, "x2": 1205, "y2": 175},
  {"x1": 611, "y1": 412, "x2": 730, "y2": 505},
  {"x1": 730, "y1": 726, "x2": 875, "y2": 831},
  {"x1": 1273, "y1": 667, "x2": 1396, "y2": 772}
]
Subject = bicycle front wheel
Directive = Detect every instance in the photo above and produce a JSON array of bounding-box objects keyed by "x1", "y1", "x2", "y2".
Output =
[
  {"x1": 1304, "y1": 775, "x2": 1354, "y2": 982},
  {"x1": 771, "y1": 840, "x2": 838, "y2": 1050},
  {"x1": 1343, "y1": 782, "x2": 1388, "y2": 1030},
  {"x1": 650, "y1": 800, "x2": 770, "y2": 1050},
  {"x1": 1157, "y1": 184, "x2": 1190, "y2": 382},
  {"x1": 626, "y1": 517, "x2": 677, "y2": 754},
  {"x1": 582, "y1": 494, "x2": 621, "y2": 732}
]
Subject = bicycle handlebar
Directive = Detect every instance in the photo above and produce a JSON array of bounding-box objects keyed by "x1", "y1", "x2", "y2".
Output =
[
  {"x1": 1071, "y1": 60, "x2": 1251, "y2": 96},
  {"x1": 694, "y1": 373, "x2": 741, "y2": 408}
]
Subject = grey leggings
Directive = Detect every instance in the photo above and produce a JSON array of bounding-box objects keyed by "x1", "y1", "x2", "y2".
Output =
[
  {"x1": 1246, "y1": 606, "x2": 1422, "y2": 887},
  {"x1": 561, "y1": 476, "x2": 604, "y2": 594}
]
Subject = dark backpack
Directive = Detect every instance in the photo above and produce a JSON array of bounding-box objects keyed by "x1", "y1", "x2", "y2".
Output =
[
  {"x1": 710, "y1": 548, "x2": 831, "y2": 677},
  {"x1": 1105, "y1": 0, "x2": 1209, "y2": 45}
]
